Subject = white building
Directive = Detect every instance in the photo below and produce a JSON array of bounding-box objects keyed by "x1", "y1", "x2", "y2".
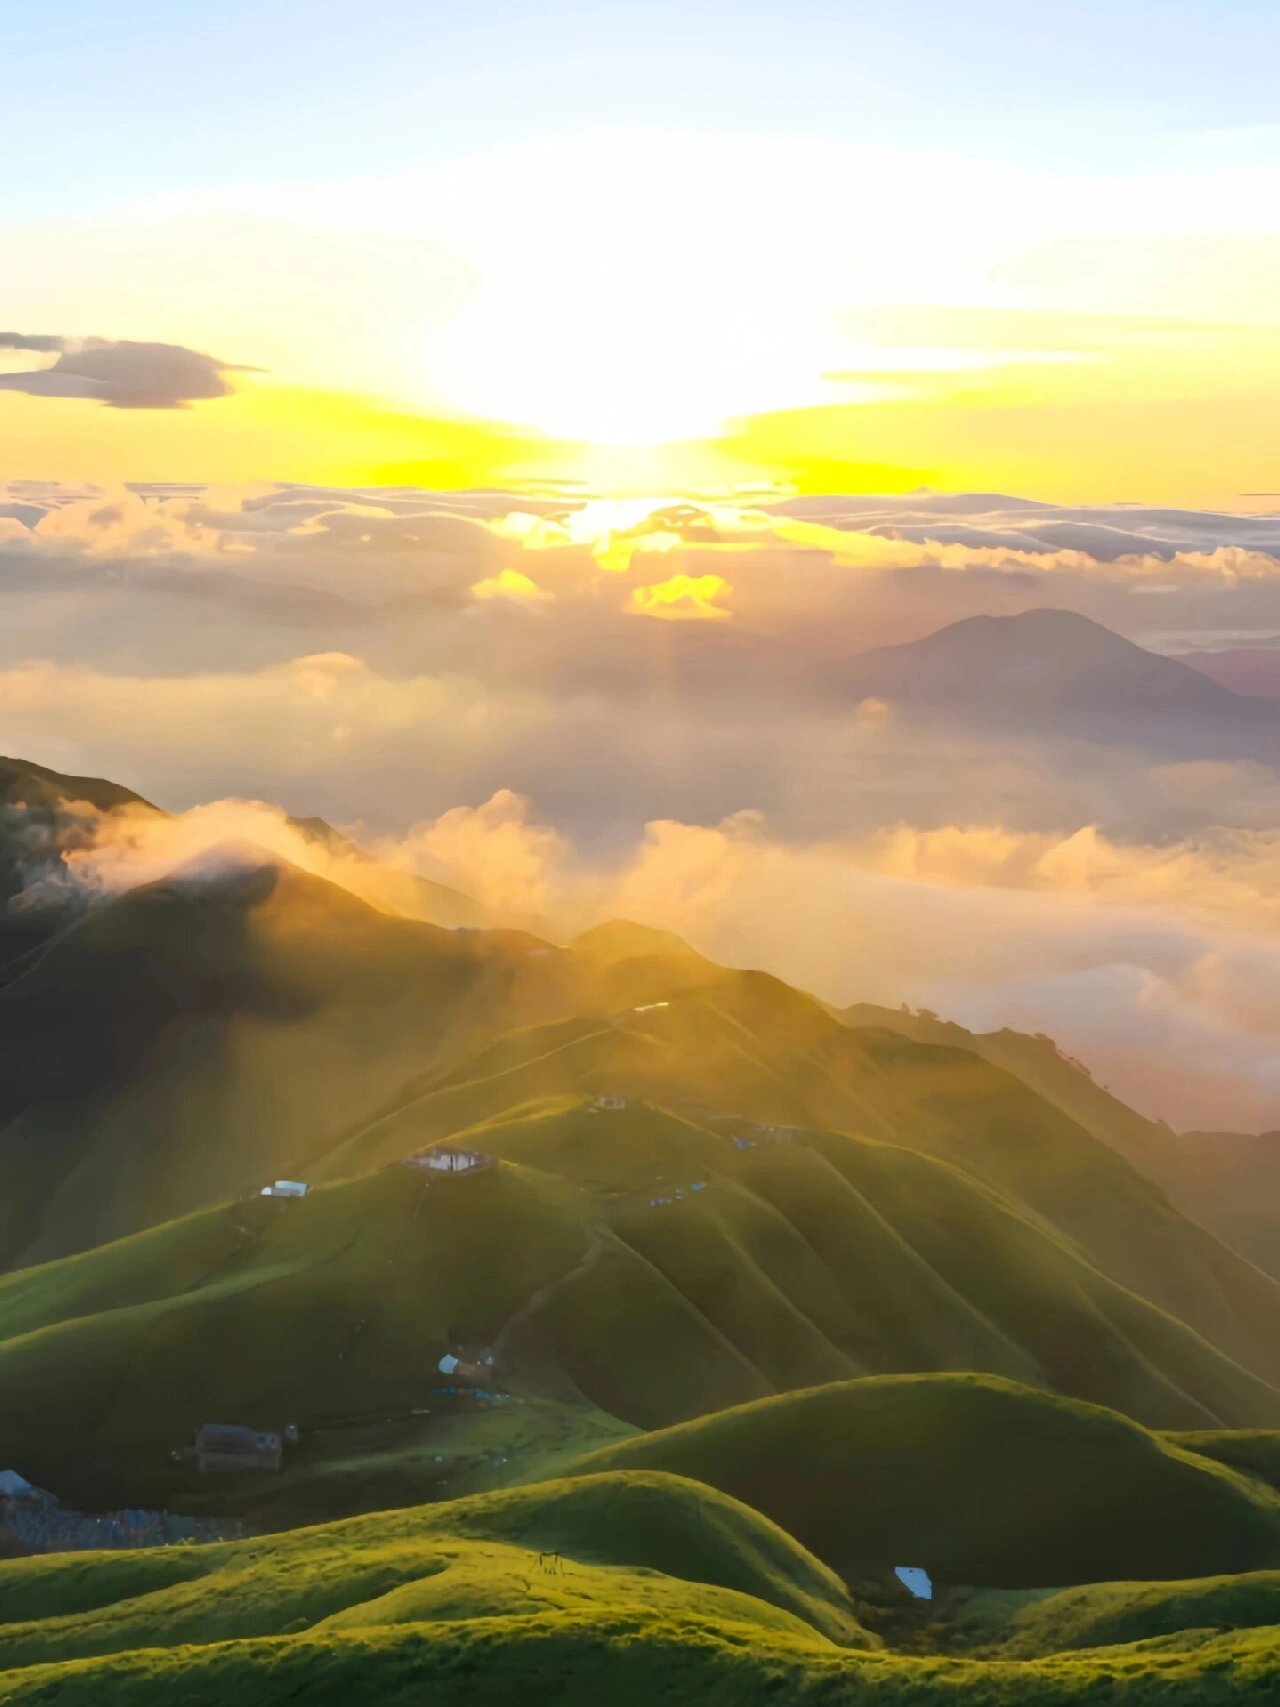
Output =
[
  {"x1": 260, "y1": 1179, "x2": 309, "y2": 1198},
  {"x1": 407, "y1": 1146, "x2": 492, "y2": 1175}
]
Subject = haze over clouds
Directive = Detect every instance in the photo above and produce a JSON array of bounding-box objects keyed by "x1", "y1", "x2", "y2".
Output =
[{"x1": 3, "y1": 478, "x2": 1278, "y2": 1130}]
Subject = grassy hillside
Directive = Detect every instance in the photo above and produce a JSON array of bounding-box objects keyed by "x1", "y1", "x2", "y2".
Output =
[
  {"x1": 3, "y1": 837, "x2": 1278, "y2": 1420},
  {"x1": 322, "y1": 975, "x2": 1280, "y2": 1396},
  {"x1": 983, "y1": 1569, "x2": 1280, "y2": 1656},
  {"x1": 1166, "y1": 1432, "x2": 1280, "y2": 1494},
  {"x1": 5, "y1": 1094, "x2": 1280, "y2": 1512},
  {"x1": 0, "y1": 858, "x2": 587, "y2": 1269},
  {"x1": 0, "y1": 755, "x2": 160, "y2": 971},
  {"x1": 0, "y1": 1471, "x2": 872, "y2": 1668},
  {"x1": 1, "y1": 1467, "x2": 1278, "y2": 1704},
  {"x1": 1, "y1": 1619, "x2": 1277, "y2": 1707},
  {"x1": 845, "y1": 1002, "x2": 1280, "y2": 1283},
  {"x1": 563, "y1": 1375, "x2": 1280, "y2": 1587}
]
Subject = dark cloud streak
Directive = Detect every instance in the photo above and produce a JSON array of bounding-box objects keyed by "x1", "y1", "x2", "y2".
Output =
[{"x1": 0, "y1": 337, "x2": 256, "y2": 408}]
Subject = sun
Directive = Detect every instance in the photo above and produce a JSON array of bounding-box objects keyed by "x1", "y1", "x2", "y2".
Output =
[
  {"x1": 424, "y1": 280, "x2": 832, "y2": 448},
  {"x1": 397, "y1": 131, "x2": 868, "y2": 447}
]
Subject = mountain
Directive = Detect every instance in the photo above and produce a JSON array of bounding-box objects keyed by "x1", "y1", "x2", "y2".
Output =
[
  {"x1": 0, "y1": 754, "x2": 160, "y2": 971},
  {"x1": 3, "y1": 754, "x2": 1280, "y2": 1704},
  {"x1": 845, "y1": 1003, "x2": 1280, "y2": 1282},
  {"x1": 322, "y1": 983, "x2": 1280, "y2": 1394},
  {"x1": 0, "y1": 849, "x2": 578, "y2": 1269},
  {"x1": 839, "y1": 609, "x2": 1280, "y2": 758},
  {"x1": 5, "y1": 1079, "x2": 1280, "y2": 1514},
  {"x1": 0, "y1": 758, "x2": 487, "y2": 985},
  {"x1": 1162, "y1": 1129, "x2": 1280, "y2": 1281}
]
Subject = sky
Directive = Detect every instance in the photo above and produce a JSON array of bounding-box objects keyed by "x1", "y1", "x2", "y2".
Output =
[{"x1": 4, "y1": 1, "x2": 1280, "y2": 500}]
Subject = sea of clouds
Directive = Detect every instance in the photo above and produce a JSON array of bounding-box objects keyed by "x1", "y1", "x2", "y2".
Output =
[{"x1": 3, "y1": 479, "x2": 1279, "y2": 1130}]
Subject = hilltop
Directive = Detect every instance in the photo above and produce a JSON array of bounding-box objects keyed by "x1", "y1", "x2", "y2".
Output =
[
  {"x1": 562, "y1": 1374, "x2": 1280, "y2": 1587},
  {"x1": 0, "y1": 1453, "x2": 1277, "y2": 1705}
]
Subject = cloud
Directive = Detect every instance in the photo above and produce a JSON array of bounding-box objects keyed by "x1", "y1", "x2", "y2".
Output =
[
  {"x1": 0, "y1": 332, "x2": 69, "y2": 354},
  {"x1": 7, "y1": 793, "x2": 471, "y2": 927},
  {"x1": 630, "y1": 572, "x2": 731, "y2": 619},
  {"x1": 471, "y1": 568, "x2": 552, "y2": 603},
  {"x1": 0, "y1": 339, "x2": 254, "y2": 408},
  {"x1": 369, "y1": 789, "x2": 570, "y2": 921}
]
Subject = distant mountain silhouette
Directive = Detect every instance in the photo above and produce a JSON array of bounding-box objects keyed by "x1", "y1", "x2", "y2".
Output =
[
  {"x1": 1179, "y1": 647, "x2": 1280, "y2": 699},
  {"x1": 841, "y1": 609, "x2": 1280, "y2": 759}
]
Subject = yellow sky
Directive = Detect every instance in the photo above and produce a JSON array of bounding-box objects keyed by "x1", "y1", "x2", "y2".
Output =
[{"x1": 4, "y1": 133, "x2": 1279, "y2": 504}]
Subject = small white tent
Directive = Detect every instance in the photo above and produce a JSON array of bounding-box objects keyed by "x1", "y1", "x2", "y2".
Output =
[
  {"x1": 260, "y1": 1180, "x2": 309, "y2": 1198},
  {"x1": 895, "y1": 1566, "x2": 933, "y2": 1600}
]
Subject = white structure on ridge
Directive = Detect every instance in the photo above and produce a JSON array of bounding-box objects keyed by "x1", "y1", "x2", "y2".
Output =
[{"x1": 406, "y1": 1146, "x2": 492, "y2": 1175}]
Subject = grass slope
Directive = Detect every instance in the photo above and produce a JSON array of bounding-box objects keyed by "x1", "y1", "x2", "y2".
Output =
[
  {"x1": 845, "y1": 1002, "x2": 1280, "y2": 1283},
  {"x1": 986, "y1": 1569, "x2": 1280, "y2": 1655},
  {"x1": 321, "y1": 975, "x2": 1280, "y2": 1397},
  {"x1": 563, "y1": 1375, "x2": 1280, "y2": 1587},
  {"x1": 0, "y1": 1598, "x2": 1275, "y2": 1704},
  {"x1": 0, "y1": 1471, "x2": 872, "y2": 1669},
  {"x1": 4, "y1": 1099, "x2": 1279, "y2": 1511},
  {"x1": 1165, "y1": 1432, "x2": 1280, "y2": 1494},
  {"x1": 0, "y1": 858, "x2": 584, "y2": 1269},
  {"x1": 1, "y1": 1467, "x2": 1278, "y2": 1705},
  {"x1": 4, "y1": 864, "x2": 1279, "y2": 1427}
]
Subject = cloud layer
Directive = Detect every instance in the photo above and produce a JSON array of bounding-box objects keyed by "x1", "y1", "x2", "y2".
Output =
[{"x1": 3, "y1": 478, "x2": 1279, "y2": 1128}]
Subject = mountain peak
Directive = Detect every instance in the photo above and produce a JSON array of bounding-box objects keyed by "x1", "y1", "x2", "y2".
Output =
[
  {"x1": 843, "y1": 607, "x2": 1275, "y2": 748},
  {"x1": 571, "y1": 918, "x2": 705, "y2": 963}
]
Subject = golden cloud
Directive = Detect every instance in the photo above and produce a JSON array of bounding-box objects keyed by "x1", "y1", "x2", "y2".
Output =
[{"x1": 630, "y1": 572, "x2": 731, "y2": 619}]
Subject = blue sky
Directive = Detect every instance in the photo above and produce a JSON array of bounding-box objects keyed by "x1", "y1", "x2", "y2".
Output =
[{"x1": 9, "y1": 1, "x2": 1280, "y2": 213}]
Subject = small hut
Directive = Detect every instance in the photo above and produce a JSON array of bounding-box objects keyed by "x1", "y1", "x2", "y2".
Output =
[{"x1": 194, "y1": 1424, "x2": 282, "y2": 1473}]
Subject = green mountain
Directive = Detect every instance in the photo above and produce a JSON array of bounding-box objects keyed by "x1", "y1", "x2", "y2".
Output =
[
  {"x1": 844, "y1": 1003, "x2": 1280, "y2": 1281},
  {"x1": 0, "y1": 855, "x2": 577, "y2": 1269},
  {"x1": 0, "y1": 808, "x2": 1277, "y2": 1516},
  {"x1": 0, "y1": 755, "x2": 159, "y2": 971},
  {"x1": 3, "y1": 754, "x2": 1280, "y2": 1704},
  {"x1": 312, "y1": 982, "x2": 1280, "y2": 1397},
  {"x1": 3, "y1": 1088, "x2": 1279, "y2": 1514}
]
